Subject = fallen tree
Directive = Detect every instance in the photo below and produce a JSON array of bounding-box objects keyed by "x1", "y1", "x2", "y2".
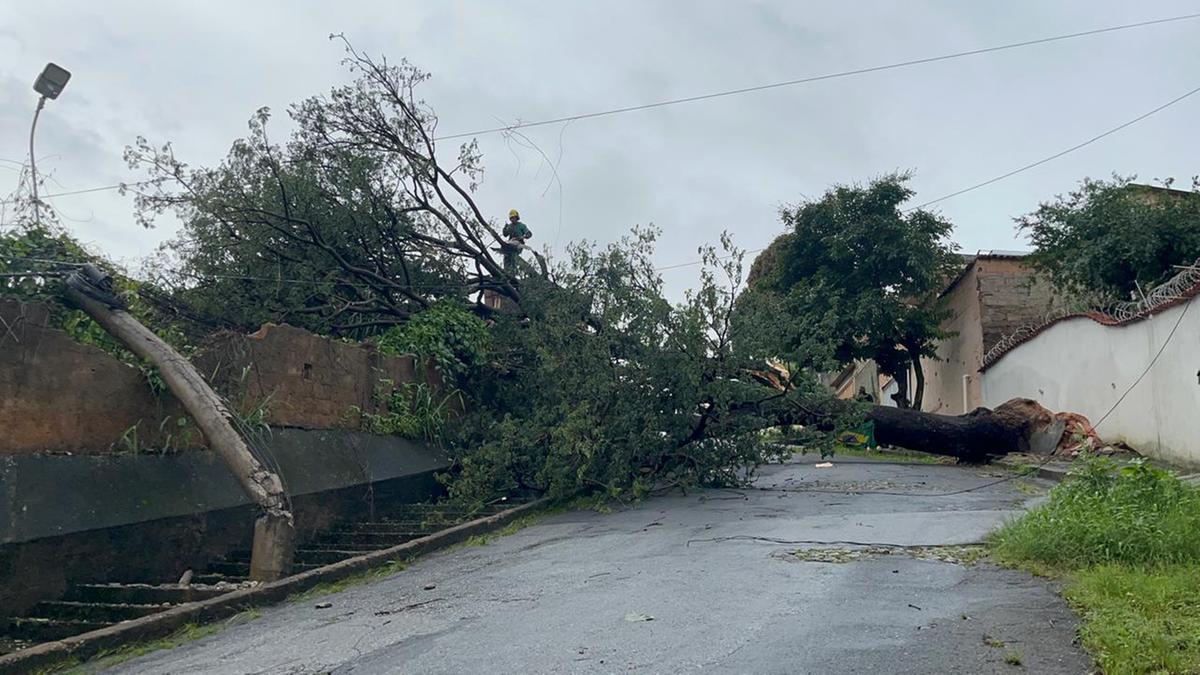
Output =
[
  {"x1": 750, "y1": 365, "x2": 1062, "y2": 462},
  {"x1": 866, "y1": 398, "x2": 1062, "y2": 462}
]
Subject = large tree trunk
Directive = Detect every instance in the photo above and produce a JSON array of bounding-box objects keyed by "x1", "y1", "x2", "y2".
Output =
[
  {"x1": 65, "y1": 265, "x2": 295, "y2": 581},
  {"x1": 866, "y1": 398, "x2": 1061, "y2": 462}
]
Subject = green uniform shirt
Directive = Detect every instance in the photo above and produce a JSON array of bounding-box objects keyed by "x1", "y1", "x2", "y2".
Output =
[{"x1": 504, "y1": 220, "x2": 532, "y2": 241}]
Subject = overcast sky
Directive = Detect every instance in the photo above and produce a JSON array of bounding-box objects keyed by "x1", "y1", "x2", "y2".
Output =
[{"x1": 2, "y1": 1, "x2": 1199, "y2": 295}]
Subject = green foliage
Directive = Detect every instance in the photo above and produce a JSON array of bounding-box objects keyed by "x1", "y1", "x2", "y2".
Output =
[
  {"x1": 444, "y1": 228, "x2": 815, "y2": 506},
  {"x1": 990, "y1": 457, "x2": 1200, "y2": 568},
  {"x1": 991, "y1": 457, "x2": 1200, "y2": 672},
  {"x1": 125, "y1": 45, "x2": 512, "y2": 338},
  {"x1": 1018, "y1": 175, "x2": 1200, "y2": 303},
  {"x1": 353, "y1": 380, "x2": 455, "y2": 442},
  {"x1": 1, "y1": 224, "x2": 189, "y2": 392},
  {"x1": 737, "y1": 173, "x2": 958, "y2": 408},
  {"x1": 375, "y1": 302, "x2": 490, "y2": 378},
  {"x1": 1067, "y1": 564, "x2": 1200, "y2": 674},
  {"x1": 102, "y1": 47, "x2": 852, "y2": 507}
]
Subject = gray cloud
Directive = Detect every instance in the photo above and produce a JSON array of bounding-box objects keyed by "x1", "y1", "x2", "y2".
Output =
[{"x1": 2, "y1": 0, "x2": 1198, "y2": 295}]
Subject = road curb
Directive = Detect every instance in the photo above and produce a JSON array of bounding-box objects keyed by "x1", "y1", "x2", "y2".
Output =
[
  {"x1": 995, "y1": 456, "x2": 1072, "y2": 483},
  {"x1": 0, "y1": 497, "x2": 551, "y2": 674}
]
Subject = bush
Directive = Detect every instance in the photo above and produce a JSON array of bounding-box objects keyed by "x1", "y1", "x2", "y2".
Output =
[
  {"x1": 990, "y1": 457, "x2": 1200, "y2": 568},
  {"x1": 375, "y1": 302, "x2": 491, "y2": 379}
]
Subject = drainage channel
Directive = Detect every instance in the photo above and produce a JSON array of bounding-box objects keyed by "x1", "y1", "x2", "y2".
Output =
[{"x1": 0, "y1": 500, "x2": 521, "y2": 657}]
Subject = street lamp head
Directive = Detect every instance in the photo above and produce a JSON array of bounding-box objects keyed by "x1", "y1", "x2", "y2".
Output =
[{"x1": 33, "y1": 63, "x2": 71, "y2": 100}]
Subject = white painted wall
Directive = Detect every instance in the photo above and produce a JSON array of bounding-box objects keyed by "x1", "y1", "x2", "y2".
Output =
[{"x1": 982, "y1": 295, "x2": 1200, "y2": 468}]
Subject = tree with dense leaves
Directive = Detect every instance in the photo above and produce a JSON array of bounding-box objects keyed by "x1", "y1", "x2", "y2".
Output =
[
  {"x1": 126, "y1": 37, "x2": 534, "y2": 337},
  {"x1": 739, "y1": 174, "x2": 958, "y2": 409},
  {"x1": 1017, "y1": 175, "x2": 1200, "y2": 305},
  {"x1": 444, "y1": 230, "x2": 837, "y2": 501},
  {"x1": 111, "y1": 40, "x2": 847, "y2": 503},
  {"x1": 23, "y1": 44, "x2": 1041, "y2": 507}
]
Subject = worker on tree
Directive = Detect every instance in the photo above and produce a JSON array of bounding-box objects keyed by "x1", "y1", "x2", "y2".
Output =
[
  {"x1": 503, "y1": 209, "x2": 532, "y2": 245},
  {"x1": 501, "y1": 209, "x2": 532, "y2": 274}
]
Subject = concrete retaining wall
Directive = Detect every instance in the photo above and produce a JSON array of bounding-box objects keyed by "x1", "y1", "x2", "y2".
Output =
[
  {"x1": 982, "y1": 294, "x2": 1200, "y2": 468},
  {"x1": 0, "y1": 429, "x2": 449, "y2": 613}
]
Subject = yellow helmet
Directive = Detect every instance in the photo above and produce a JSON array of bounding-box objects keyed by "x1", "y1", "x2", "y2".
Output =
[{"x1": 508, "y1": 209, "x2": 520, "y2": 219}]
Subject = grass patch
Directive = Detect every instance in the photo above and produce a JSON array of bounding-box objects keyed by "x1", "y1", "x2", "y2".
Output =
[
  {"x1": 824, "y1": 444, "x2": 956, "y2": 465},
  {"x1": 983, "y1": 634, "x2": 1007, "y2": 649},
  {"x1": 290, "y1": 558, "x2": 411, "y2": 602},
  {"x1": 1003, "y1": 650, "x2": 1023, "y2": 666},
  {"x1": 990, "y1": 458, "x2": 1200, "y2": 569},
  {"x1": 990, "y1": 457, "x2": 1200, "y2": 673},
  {"x1": 464, "y1": 513, "x2": 544, "y2": 546},
  {"x1": 49, "y1": 610, "x2": 260, "y2": 674},
  {"x1": 1067, "y1": 564, "x2": 1200, "y2": 674}
]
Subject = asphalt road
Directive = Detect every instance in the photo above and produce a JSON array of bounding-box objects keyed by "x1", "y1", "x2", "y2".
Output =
[{"x1": 104, "y1": 458, "x2": 1091, "y2": 674}]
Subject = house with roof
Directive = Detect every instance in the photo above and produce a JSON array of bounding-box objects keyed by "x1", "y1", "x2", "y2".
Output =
[{"x1": 830, "y1": 250, "x2": 1064, "y2": 414}]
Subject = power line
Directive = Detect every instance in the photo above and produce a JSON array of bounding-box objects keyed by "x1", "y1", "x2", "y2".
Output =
[
  {"x1": 908, "y1": 82, "x2": 1200, "y2": 210},
  {"x1": 0, "y1": 178, "x2": 164, "y2": 205},
  {"x1": 655, "y1": 80, "x2": 1200, "y2": 273},
  {"x1": 1090, "y1": 295, "x2": 1190, "y2": 430},
  {"x1": 435, "y1": 12, "x2": 1200, "y2": 141},
  {"x1": 13, "y1": 80, "x2": 1197, "y2": 276}
]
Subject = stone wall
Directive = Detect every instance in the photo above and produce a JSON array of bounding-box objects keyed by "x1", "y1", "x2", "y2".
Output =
[
  {"x1": 0, "y1": 302, "x2": 440, "y2": 455},
  {"x1": 0, "y1": 429, "x2": 447, "y2": 612},
  {"x1": 975, "y1": 258, "x2": 1062, "y2": 354},
  {"x1": 196, "y1": 324, "x2": 443, "y2": 432}
]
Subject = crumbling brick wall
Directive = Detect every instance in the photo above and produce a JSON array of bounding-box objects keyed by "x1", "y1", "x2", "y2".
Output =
[
  {"x1": 0, "y1": 302, "x2": 439, "y2": 454},
  {"x1": 0, "y1": 300, "x2": 181, "y2": 455},
  {"x1": 194, "y1": 323, "x2": 443, "y2": 431}
]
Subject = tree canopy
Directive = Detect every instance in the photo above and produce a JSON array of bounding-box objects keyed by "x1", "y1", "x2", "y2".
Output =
[
  {"x1": 1017, "y1": 175, "x2": 1200, "y2": 304},
  {"x1": 107, "y1": 42, "x2": 850, "y2": 504},
  {"x1": 127, "y1": 39, "x2": 531, "y2": 338},
  {"x1": 738, "y1": 173, "x2": 958, "y2": 409}
]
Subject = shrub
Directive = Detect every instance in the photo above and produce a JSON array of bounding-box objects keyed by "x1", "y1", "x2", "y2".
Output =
[{"x1": 990, "y1": 457, "x2": 1200, "y2": 568}]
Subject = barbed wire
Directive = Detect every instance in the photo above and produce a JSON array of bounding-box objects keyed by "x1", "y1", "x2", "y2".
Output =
[{"x1": 981, "y1": 258, "x2": 1200, "y2": 368}]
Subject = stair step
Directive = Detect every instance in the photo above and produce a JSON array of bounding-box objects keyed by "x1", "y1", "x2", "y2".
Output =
[
  {"x1": 192, "y1": 572, "x2": 249, "y2": 585},
  {"x1": 205, "y1": 560, "x2": 251, "y2": 576},
  {"x1": 295, "y1": 548, "x2": 377, "y2": 566},
  {"x1": 0, "y1": 616, "x2": 110, "y2": 642},
  {"x1": 310, "y1": 531, "x2": 426, "y2": 549},
  {"x1": 340, "y1": 520, "x2": 455, "y2": 532},
  {"x1": 66, "y1": 583, "x2": 233, "y2": 605},
  {"x1": 29, "y1": 600, "x2": 170, "y2": 623}
]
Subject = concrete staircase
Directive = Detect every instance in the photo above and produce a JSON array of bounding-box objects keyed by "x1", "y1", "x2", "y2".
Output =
[{"x1": 0, "y1": 501, "x2": 519, "y2": 656}]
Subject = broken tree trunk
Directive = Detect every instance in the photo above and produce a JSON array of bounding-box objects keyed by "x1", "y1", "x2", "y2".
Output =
[
  {"x1": 64, "y1": 265, "x2": 295, "y2": 581},
  {"x1": 867, "y1": 398, "x2": 1062, "y2": 462}
]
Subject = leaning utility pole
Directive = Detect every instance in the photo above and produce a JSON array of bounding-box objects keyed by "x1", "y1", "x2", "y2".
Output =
[{"x1": 63, "y1": 265, "x2": 295, "y2": 580}]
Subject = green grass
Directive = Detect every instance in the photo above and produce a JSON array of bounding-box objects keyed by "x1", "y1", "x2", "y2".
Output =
[
  {"x1": 991, "y1": 458, "x2": 1200, "y2": 568},
  {"x1": 793, "y1": 443, "x2": 955, "y2": 465},
  {"x1": 990, "y1": 457, "x2": 1200, "y2": 673},
  {"x1": 1067, "y1": 564, "x2": 1200, "y2": 674},
  {"x1": 289, "y1": 558, "x2": 411, "y2": 602},
  {"x1": 47, "y1": 610, "x2": 260, "y2": 673},
  {"x1": 464, "y1": 513, "x2": 544, "y2": 546}
]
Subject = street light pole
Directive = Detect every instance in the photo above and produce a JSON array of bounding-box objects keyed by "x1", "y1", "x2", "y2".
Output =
[
  {"x1": 29, "y1": 63, "x2": 71, "y2": 227},
  {"x1": 28, "y1": 95, "x2": 46, "y2": 226}
]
